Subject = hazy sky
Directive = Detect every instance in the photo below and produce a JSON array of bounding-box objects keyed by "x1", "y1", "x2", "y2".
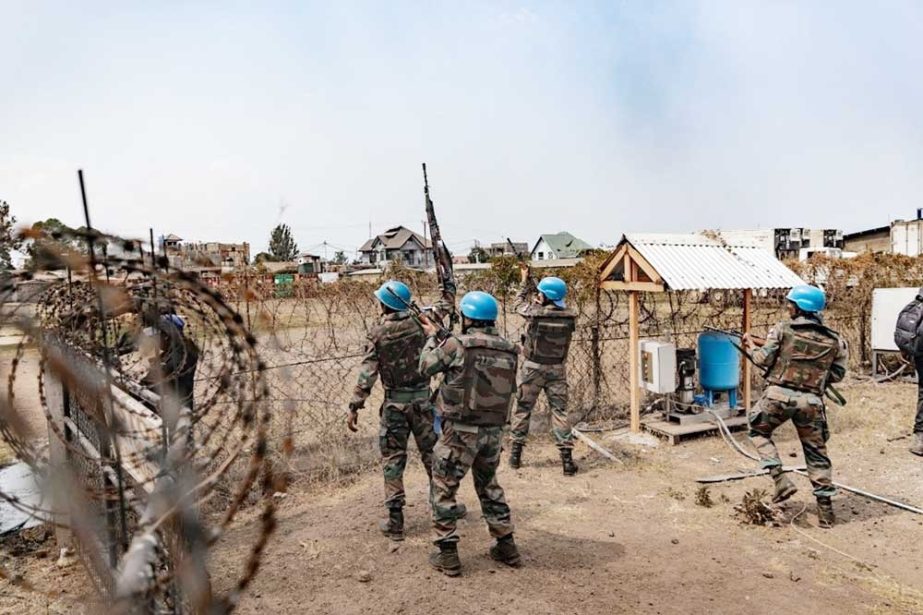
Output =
[{"x1": 3, "y1": 1, "x2": 923, "y2": 259}]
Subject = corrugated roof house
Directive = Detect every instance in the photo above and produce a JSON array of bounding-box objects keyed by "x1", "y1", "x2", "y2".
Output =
[{"x1": 531, "y1": 232, "x2": 593, "y2": 261}]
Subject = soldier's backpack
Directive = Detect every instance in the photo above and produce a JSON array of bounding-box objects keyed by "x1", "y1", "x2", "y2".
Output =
[{"x1": 894, "y1": 293, "x2": 923, "y2": 358}]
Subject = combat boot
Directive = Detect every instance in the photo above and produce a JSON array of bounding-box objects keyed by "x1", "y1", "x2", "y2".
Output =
[
  {"x1": 378, "y1": 508, "x2": 404, "y2": 541},
  {"x1": 910, "y1": 432, "x2": 923, "y2": 456},
  {"x1": 489, "y1": 534, "x2": 522, "y2": 568},
  {"x1": 561, "y1": 449, "x2": 578, "y2": 476},
  {"x1": 816, "y1": 497, "x2": 835, "y2": 529},
  {"x1": 429, "y1": 542, "x2": 461, "y2": 577},
  {"x1": 769, "y1": 467, "x2": 798, "y2": 503},
  {"x1": 509, "y1": 442, "x2": 524, "y2": 469},
  {"x1": 455, "y1": 503, "x2": 468, "y2": 519}
]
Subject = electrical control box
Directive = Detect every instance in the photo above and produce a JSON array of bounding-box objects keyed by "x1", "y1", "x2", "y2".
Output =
[{"x1": 640, "y1": 340, "x2": 677, "y2": 394}]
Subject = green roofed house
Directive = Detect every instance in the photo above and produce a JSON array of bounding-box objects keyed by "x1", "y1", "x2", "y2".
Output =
[{"x1": 530, "y1": 232, "x2": 593, "y2": 261}]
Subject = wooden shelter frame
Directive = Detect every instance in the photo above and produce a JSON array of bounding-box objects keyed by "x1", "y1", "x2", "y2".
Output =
[{"x1": 597, "y1": 242, "x2": 753, "y2": 433}]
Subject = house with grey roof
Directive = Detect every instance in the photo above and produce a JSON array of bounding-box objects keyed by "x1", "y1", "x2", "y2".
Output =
[
  {"x1": 530, "y1": 232, "x2": 593, "y2": 261},
  {"x1": 357, "y1": 226, "x2": 433, "y2": 268}
]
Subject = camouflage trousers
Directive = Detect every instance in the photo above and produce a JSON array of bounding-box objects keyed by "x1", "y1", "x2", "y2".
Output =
[
  {"x1": 748, "y1": 385, "x2": 836, "y2": 498},
  {"x1": 510, "y1": 361, "x2": 573, "y2": 449},
  {"x1": 379, "y1": 395, "x2": 438, "y2": 510},
  {"x1": 430, "y1": 420, "x2": 514, "y2": 545}
]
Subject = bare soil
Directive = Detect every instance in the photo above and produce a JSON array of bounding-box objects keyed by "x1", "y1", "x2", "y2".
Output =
[
  {"x1": 3, "y1": 380, "x2": 923, "y2": 614},
  {"x1": 206, "y1": 379, "x2": 922, "y2": 615},
  {"x1": 0, "y1": 347, "x2": 46, "y2": 465}
]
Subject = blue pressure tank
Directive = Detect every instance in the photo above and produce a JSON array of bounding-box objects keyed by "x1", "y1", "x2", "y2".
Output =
[{"x1": 698, "y1": 331, "x2": 741, "y2": 392}]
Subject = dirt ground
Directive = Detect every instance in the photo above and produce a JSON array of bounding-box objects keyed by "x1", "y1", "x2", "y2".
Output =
[
  {"x1": 0, "y1": 347, "x2": 46, "y2": 465},
  {"x1": 202, "y1": 379, "x2": 923, "y2": 615},
  {"x1": 2, "y1": 380, "x2": 923, "y2": 614}
]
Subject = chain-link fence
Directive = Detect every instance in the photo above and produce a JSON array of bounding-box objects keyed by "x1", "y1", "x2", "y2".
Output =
[
  {"x1": 215, "y1": 256, "x2": 889, "y2": 481},
  {"x1": 8, "y1": 229, "x2": 913, "y2": 611}
]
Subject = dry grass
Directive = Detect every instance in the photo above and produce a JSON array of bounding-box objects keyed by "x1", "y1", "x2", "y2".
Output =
[
  {"x1": 827, "y1": 379, "x2": 916, "y2": 439},
  {"x1": 694, "y1": 485, "x2": 715, "y2": 508},
  {"x1": 824, "y1": 568, "x2": 923, "y2": 614},
  {"x1": 735, "y1": 489, "x2": 779, "y2": 526}
]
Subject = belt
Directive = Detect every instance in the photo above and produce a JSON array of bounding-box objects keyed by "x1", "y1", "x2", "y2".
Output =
[
  {"x1": 522, "y1": 359, "x2": 563, "y2": 369},
  {"x1": 384, "y1": 388, "x2": 431, "y2": 402}
]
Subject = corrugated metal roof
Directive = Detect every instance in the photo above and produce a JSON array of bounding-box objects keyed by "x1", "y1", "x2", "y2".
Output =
[
  {"x1": 538, "y1": 232, "x2": 593, "y2": 257},
  {"x1": 624, "y1": 233, "x2": 804, "y2": 290}
]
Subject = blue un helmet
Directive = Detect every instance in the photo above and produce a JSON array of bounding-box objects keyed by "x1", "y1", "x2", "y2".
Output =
[
  {"x1": 162, "y1": 314, "x2": 185, "y2": 330},
  {"x1": 374, "y1": 280, "x2": 412, "y2": 311},
  {"x1": 786, "y1": 285, "x2": 826, "y2": 313},
  {"x1": 537, "y1": 276, "x2": 567, "y2": 308},
  {"x1": 460, "y1": 291, "x2": 499, "y2": 322}
]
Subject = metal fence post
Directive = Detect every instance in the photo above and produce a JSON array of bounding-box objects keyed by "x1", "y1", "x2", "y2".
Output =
[{"x1": 591, "y1": 283, "x2": 602, "y2": 412}]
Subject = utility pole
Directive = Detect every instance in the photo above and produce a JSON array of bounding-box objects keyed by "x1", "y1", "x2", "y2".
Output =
[{"x1": 422, "y1": 220, "x2": 429, "y2": 267}]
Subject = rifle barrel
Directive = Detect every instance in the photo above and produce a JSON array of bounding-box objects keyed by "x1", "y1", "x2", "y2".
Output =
[{"x1": 385, "y1": 287, "x2": 450, "y2": 340}]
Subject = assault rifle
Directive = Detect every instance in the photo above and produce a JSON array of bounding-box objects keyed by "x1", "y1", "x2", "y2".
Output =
[
  {"x1": 703, "y1": 325, "x2": 846, "y2": 406},
  {"x1": 423, "y1": 163, "x2": 458, "y2": 329},
  {"x1": 385, "y1": 287, "x2": 452, "y2": 342}
]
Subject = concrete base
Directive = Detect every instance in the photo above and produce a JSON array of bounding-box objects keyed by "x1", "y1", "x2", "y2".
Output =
[{"x1": 608, "y1": 431, "x2": 660, "y2": 448}]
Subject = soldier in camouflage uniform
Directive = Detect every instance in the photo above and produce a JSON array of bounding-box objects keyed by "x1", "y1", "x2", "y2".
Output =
[
  {"x1": 744, "y1": 285, "x2": 848, "y2": 528},
  {"x1": 419, "y1": 291, "x2": 521, "y2": 577},
  {"x1": 347, "y1": 279, "x2": 456, "y2": 541},
  {"x1": 509, "y1": 274, "x2": 578, "y2": 475}
]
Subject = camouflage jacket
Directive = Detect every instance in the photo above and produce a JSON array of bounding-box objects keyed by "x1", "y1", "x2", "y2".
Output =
[
  {"x1": 350, "y1": 286, "x2": 455, "y2": 409},
  {"x1": 753, "y1": 315, "x2": 847, "y2": 395},
  {"x1": 514, "y1": 281, "x2": 576, "y2": 365},
  {"x1": 419, "y1": 325, "x2": 519, "y2": 426}
]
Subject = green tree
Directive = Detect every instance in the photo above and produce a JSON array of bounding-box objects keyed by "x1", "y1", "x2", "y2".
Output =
[
  {"x1": 22, "y1": 218, "x2": 91, "y2": 268},
  {"x1": 268, "y1": 224, "x2": 298, "y2": 261},
  {"x1": 333, "y1": 250, "x2": 348, "y2": 265},
  {"x1": 253, "y1": 251, "x2": 276, "y2": 264},
  {"x1": 0, "y1": 201, "x2": 22, "y2": 270}
]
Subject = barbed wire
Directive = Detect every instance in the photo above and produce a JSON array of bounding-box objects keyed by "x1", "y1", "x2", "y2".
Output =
[{"x1": 1, "y1": 227, "x2": 290, "y2": 613}]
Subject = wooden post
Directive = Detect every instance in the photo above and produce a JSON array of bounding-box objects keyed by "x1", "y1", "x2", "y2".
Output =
[
  {"x1": 629, "y1": 290, "x2": 641, "y2": 433},
  {"x1": 742, "y1": 288, "x2": 752, "y2": 411}
]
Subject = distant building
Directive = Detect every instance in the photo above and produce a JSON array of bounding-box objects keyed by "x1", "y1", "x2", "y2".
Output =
[
  {"x1": 357, "y1": 226, "x2": 433, "y2": 268},
  {"x1": 891, "y1": 213, "x2": 923, "y2": 256},
  {"x1": 798, "y1": 247, "x2": 857, "y2": 262},
  {"x1": 843, "y1": 226, "x2": 890, "y2": 254},
  {"x1": 161, "y1": 235, "x2": 250, "y2": 272},
  {"x1": 296, "y1": 253, "x2": 324, "y2": 274},
  {"x1": 483, "y1": 241, "x2": 529, "y2": 258},
  {"x1": 162, "y1": 234, "x2": 183, "y2": 251},
  {"x1": 843, "y1": 210, "x2": 923, "y2": 256},
  {"x1": 711, "y1": 228, "x2": 843, "y2": 260},
  {"x1": 260, "y1": 261, "x2": 299, "y2": 274},
  {"x1": 530, "y1": 232, "x2": 593, "y2": 261}
]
